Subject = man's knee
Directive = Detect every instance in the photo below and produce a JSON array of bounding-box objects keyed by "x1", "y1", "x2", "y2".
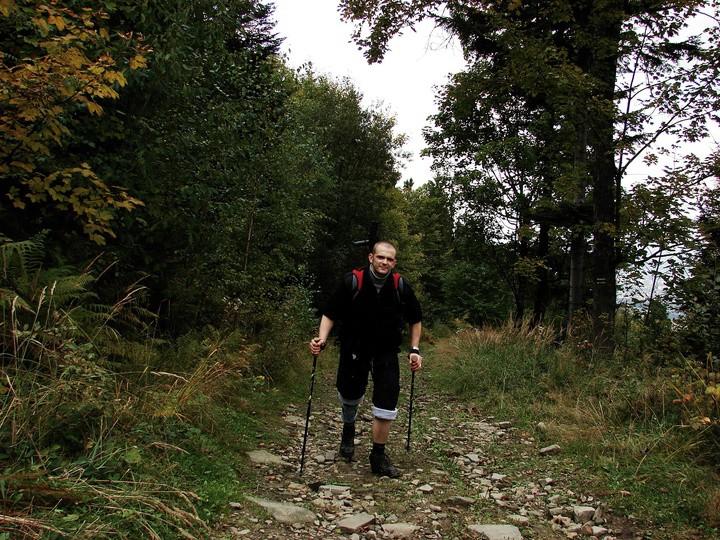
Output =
[
  {"x1": 339, "y1": 391, "x2": 363, "y2": 423},
  {"x1": 372, "y1": 377, "x2": 400, "y2": 418}
]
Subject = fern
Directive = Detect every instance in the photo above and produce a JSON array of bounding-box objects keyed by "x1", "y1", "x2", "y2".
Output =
[
  {"x1": 0, "y1": 288, "x2": 32, "y2": 312},
  {"x1": 1, "y1": 233, "x2": 153, "y2": 365},
  {"x1": 0, "y1": 231, "x2": 47, "y2": 281}
]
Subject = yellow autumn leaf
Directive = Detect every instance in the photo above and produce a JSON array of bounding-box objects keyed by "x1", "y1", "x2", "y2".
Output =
[
  {"x1": 0, "y1": 0, "x2": 16, "y2": 17},
  {"x1": 19, "y1": 107, "x2": 42, "y2": 121},
  {"x1": 26, "y1": 141, "x2": 50, "y2": 154},
  {"x1": 129, "y1": 54, "x2": 147, "y2": 70},
  {"x1": 99, "y1": 27, "x2": 109, "y2": 39},
  {"x1": 86, "y1": 101, "x2": 103, "y2": 115},
  {"x1": 48, "y1": 15, "x2": 65, "y2": 31},
  {"x1": 104, "y1": 70, "x2": 127, "y2": 87},
  {"x1": 10, "y1": 161, "x2": 35, "y2": 172},
  {"x1": 32, "y1": 17, "x2": 49, "y2": 33}
]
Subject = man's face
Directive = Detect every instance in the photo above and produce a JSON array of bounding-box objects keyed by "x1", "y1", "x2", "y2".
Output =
[{"x1": 368, "y1": 244, "x2": 397, "y2": 276}]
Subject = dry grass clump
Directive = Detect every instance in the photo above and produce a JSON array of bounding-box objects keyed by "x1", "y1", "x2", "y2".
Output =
[{"x1": 454, "y1": 318, "x2": 557, "y2": 349}]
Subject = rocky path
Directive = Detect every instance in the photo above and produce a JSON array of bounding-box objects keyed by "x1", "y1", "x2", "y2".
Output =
[{"x1": 213, "y1": 361, "x2": 643, "y2": 540}]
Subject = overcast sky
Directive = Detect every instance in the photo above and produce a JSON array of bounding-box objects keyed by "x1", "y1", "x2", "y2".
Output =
[{"x1": 272, "y1": 0, "x2": 467, "y2": 186}]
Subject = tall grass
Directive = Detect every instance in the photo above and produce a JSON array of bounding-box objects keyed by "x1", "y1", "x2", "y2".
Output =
[
  {"x1": 0, "y1": 235, "x2": 280, "y2": 538},
  {"x1": 435, "y1": 320, "x2": 564, "y2": 409},
  {"x1": 0, "y1": 274, "x2": 218, "y2": 537},
  {"x1": 430, "y1": 318, "x2": 720, "y2": 533}
]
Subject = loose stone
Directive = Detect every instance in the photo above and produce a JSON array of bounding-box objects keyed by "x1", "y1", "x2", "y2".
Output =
[
  {"x1": 508, "y1": 514, "x2": 529, "y2": 526},
  {"x1": 245, "y1": 496, "x2": 315, "y2": 524},
  {"x1": 572, "y1": 505, "x2": 596, "y2": 523},
  {"x1": 319, "y1": 484, "x2": 351, "y2": 495},
  {"x1": 246, "y1": 449, "x2": 290, "y2": 466},
  {"x1": 467, "y1": 524, "x2": 523, "y2": 539},
  {"x1": 539, "y1": 444, "x2": 562, "y2": 455},
  {"x1": 382, "y1": 523, "x2": 421, "y2": 538},
  {"x1": 336, "y1": 512, "x2": 375, "y2": 532},
  {"x1": 447, "y1": 495, "x2": 475, "y2": 506}
]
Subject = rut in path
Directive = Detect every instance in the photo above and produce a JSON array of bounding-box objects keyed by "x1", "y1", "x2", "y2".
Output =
[{"x1": 214, "y1": 359, "x2": 643, "y2": 540}]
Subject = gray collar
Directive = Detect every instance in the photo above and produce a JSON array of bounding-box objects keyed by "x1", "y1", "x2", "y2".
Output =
[{"x1": 368, "y1": 266, "x2": 390, "y2": 292}]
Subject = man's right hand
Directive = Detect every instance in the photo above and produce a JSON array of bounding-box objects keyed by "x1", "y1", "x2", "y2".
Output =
[{"x1": 309, "y1": 337, "x2": 326, "y2": 356}]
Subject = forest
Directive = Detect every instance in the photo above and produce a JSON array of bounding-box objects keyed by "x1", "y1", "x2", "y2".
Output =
[{"x1": 1, "y1": 0, "x2": 719, "y2": 538}]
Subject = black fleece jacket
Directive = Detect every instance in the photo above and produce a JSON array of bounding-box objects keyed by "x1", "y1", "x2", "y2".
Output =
[{"x1": 323, "y1": 266, "x2": 422, "y2": 354}]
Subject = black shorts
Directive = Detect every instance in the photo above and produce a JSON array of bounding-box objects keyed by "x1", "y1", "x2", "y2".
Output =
[{"x1": 336, "y1": 350, "x2": 400, "y2": 419}]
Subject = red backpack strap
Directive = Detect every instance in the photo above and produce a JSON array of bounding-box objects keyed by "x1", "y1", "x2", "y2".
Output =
[
  {"x1": 392, "y1": 272, "x2": 406, "y2": 306},
  {"x1": 351, "y1": 268, "x2": 364, "y2": 300}
]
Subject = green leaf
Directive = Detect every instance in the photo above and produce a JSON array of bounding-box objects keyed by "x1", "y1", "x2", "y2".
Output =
[{"x1": 123, "y1": 447, "x2": 142, "y2": 464}]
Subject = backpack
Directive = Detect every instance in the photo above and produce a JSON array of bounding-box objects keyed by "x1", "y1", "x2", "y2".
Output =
[{"x1": 347, "y1": 268, "x2": 405, "y2": 304}]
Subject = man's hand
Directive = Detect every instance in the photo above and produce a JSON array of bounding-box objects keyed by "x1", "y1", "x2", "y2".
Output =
[
  {"x1": 408, "y1": 352, "x2": 422, "y2": 372},
  {"x1": 309, "y1": 337, "x2": 326, "y2": 356}
]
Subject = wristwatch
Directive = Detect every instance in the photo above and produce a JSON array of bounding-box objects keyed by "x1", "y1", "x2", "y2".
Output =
[{"x1": 409, "y1": 347, "x2": 421, "y2": 355}]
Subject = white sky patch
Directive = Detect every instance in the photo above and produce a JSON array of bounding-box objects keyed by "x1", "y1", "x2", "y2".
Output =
[{"x1": 272, "y1": 0, "x2": 467, "y2": 186}]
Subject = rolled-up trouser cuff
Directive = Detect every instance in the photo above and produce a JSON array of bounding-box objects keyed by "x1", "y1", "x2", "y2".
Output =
[
  {"x1": 339, "y1": 392, "x2": 364, "y2": 423},
  {"x1": 372, "y1": 405, "x2": 398, "y2": 420}
]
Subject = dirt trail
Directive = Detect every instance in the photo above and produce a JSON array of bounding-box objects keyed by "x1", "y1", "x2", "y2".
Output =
[{"x1": 212, "y1": 354, "x2": 645, "y2": 539}]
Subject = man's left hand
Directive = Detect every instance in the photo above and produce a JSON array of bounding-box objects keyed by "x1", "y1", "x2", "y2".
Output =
[{"x1": 409, "y1": 352, "x2": 422, "y2": 372}]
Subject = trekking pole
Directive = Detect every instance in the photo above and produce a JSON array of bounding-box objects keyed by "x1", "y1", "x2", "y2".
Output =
[
  {"x1": 299, "y1": 354, "x2": 318, "y2": 475},
  {"x1": 405, "y1": 370, "x2": 416, "y2": 452}
]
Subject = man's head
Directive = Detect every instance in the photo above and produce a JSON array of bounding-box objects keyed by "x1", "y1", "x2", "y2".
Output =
[{"x1": 368, "y1": 241, "x2": 397, "y2": 276}]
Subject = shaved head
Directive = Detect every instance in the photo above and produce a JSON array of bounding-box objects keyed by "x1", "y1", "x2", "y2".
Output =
[{"x1": 372, "y1": 240, "x2": 397, "y2": 255}]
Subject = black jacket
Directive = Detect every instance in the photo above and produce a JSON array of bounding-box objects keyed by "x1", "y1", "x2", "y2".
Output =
[{"x1": 323, "y1": 266, "x2": 422, "y2": 354}]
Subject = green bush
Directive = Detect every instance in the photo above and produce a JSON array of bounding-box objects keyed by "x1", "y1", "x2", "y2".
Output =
[{"x1": 253, "y1": 284, "x2": 316, "y2": 380}]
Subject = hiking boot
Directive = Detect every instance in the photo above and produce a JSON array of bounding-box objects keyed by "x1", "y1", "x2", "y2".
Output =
[
  {"x1": 339, "y1": 422, "x2": 355, "y2": 462},
  {"x1": 339, "y1": 439, "x2": 355, "y2": 461},
  {"x1": 369, "y1": 452, "x2": 401, "y2": 478}
]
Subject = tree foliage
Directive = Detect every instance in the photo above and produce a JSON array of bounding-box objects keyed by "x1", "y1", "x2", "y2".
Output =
[
  {"x1": 0, "y1": 0, "x2": 147, "y2": 243},
  {"x1": 341, "y1": 0, "x2": 720, "y2": 351}
]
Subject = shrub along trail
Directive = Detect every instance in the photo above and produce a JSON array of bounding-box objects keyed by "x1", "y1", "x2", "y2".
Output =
[{"x1": 211, "y1": 340, "x2": 712, "y2": 540}]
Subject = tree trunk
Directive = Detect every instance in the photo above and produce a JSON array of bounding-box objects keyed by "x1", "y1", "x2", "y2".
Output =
[
  {"x1": 532, "y1": 221, "x2": 550, "y2": 325},
  {"x1": 514, "y1": 211, "x2": 530, "y2": 323},
  {"x1": 588, "y1": 4, "x2": 623, "y2": 354},
  {"x1": 567, "y1": 228, "x2": 586, "y2": 329}
]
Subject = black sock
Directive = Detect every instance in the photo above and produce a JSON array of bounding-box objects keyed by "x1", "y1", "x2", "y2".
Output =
[
  {"x1": 342, "y1": 422, "x2": 355, "y2": 442},
  {"x1": 371, "y1": 442, "x2": 385, "y2": 456}
]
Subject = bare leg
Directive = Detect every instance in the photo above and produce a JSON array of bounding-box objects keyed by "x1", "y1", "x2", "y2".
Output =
[{"x1": 372, "y1": 417, "x2": 391, "y2": 444}]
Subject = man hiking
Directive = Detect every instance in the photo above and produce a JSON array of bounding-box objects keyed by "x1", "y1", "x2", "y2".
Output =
[{"x1": 309, "y1": 240, "x2": 422, "y2": 478}]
